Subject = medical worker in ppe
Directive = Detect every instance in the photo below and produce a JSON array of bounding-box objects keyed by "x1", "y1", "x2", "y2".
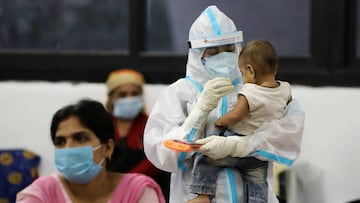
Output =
[{"x1": 144, "y1": 5, "x2": 304, "y2": 203}]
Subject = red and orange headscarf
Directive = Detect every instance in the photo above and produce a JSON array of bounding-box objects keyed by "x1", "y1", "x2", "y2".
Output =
[{"x1": 106, "y1": 69, "x2": 145, "y2": 95}]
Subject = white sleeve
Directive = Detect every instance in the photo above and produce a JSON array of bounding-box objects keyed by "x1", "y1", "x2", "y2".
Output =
[
  {"x1": 248, "y1": 99, "x2": 305, "y2": 166},
  {"x1": 144, "y1": 80, "x2": 196, "y2": 172}
]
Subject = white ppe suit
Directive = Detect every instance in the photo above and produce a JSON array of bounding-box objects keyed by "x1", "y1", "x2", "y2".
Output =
[{"x1": 144, "y1": 5, "x2": 305, "y2": 203}]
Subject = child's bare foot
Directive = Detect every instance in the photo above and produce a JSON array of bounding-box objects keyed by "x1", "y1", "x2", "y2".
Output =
[{"x1": 187, "y1": 194, "x2": 211, "y2": 203}]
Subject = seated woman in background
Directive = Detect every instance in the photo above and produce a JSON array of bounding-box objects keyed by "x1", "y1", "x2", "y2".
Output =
[
  {"x1": 16, "y1": 99, "x2": 165, "y2": 203},
  {"x1": 105, "y1": 69, "x2": 170, "y2": 200}
]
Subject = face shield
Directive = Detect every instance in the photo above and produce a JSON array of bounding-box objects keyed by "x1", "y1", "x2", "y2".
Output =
[
  {"x1": 188, "y1": 31, "x2": 243, "y2": 49},
  {"x1": 185, "y1": 5, "x2": 243, "y2": 86}
]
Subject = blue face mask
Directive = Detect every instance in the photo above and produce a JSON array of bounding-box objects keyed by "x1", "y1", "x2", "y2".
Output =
[
  {"x1": 113, "y1": 96, "x2": 143, "y2": 120},
  {"x1": 54, "y1": 145, "x2": 104, "y2": 184},
  {"x1": 203, "y1": 52, "x2": 238, "y2": 78}
]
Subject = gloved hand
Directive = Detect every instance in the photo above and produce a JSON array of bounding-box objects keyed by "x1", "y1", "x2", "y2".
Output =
[
  {"x1": 197, "y1": 77, "x2": 234, "y2": 111},
  {"x1": 195, "y1": 135, "x2": 252, "y2": 160},
  {"x1": 182, "y1": 78, "x2": 234, "y2": 131}
]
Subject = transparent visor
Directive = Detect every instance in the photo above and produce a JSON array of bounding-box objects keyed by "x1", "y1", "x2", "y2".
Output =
[{"x1": 188, "y1": 31, "x2": 243, "y2": 49}]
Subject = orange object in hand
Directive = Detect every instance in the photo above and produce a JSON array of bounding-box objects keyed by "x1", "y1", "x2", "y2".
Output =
[{"x1": 163, "y1": 139, "x2": 202, "y2": 152}]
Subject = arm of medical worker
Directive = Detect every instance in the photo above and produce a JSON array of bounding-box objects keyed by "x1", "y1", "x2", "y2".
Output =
[
  {"x1": 144, "y1": 81, "x2": 197, "y2": 172},
  {"x1": 250, "y1": 99, "x2": 305, "y2": 165},
  {"x1": 181, "y1": 77, "x2": 234, "y2": 131},
  {"x1": 196, "y1": 135, "x2": 252, "y2": 160},
  {"x1": 144, "y1": 78, "x2": 233, "y2": 172},
  {"x1": 196, "y1": 99, "x2": 305, "y2": 165}
]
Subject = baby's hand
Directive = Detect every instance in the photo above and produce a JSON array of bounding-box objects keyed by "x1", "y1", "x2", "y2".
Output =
[{"x1": 214, "y1": 120, "x2": 226, "y2": 130}]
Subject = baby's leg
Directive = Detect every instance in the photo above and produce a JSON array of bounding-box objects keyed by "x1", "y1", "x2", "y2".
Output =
[
  {"x1": 240, "y1": 159, "x2": 269, "y2": 203},
  {"x1": 189, "y1": 154, "x2": 221, "y2": 197}
]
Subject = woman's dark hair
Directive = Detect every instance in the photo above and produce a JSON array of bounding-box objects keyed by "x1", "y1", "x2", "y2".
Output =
[{"x1": 50, "y1": 99, "x2": 120, "y2": 169}]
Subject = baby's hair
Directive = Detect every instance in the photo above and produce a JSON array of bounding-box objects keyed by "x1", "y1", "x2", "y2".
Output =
[{"x1": 239, "y1": 40, "x2": 278, "y2": 74}]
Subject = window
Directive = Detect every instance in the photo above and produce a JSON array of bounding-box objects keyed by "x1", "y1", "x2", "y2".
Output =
[
  {"x1": 0, "y1": 0, "x2": 129, "y2": 52},
  {"x1": 357, "y1": 1, "x2": 360, "y2": 57},
  {"x1": 0, "y1": 0, "x2": 359, "y2": 86},
  {"x1": 145, "y1": 0, "x2": 310, "y2": 57}
]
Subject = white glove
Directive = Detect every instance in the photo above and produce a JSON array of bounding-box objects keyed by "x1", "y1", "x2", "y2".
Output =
[
  {"x1": 182, "y1": 78, "x2": 234, "y2": 131},
  {"x1": 195, "y1": 135, "x2": 252, "y2": 160},
  {"x1": 197, "y1": 77, "x2": 234, "y2": 111}
]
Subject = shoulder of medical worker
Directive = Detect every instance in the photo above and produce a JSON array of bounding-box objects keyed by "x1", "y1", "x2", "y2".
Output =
[{"x1": 163, "y1": 78, "x2": 199, "y2": 97}]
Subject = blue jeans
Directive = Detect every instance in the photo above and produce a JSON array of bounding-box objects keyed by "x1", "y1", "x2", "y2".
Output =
[{"x1": 189, "y1": 130, "x2": 268, "y2": 203}]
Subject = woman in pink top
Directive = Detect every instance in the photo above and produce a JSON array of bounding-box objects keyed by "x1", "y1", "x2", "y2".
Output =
[{"x1": 16, "y1": 99, "x2": 165, "y2": 203}]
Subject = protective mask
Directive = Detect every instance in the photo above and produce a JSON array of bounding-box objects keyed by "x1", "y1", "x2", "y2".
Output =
[
  {"x1": 113, "y1": 96, "x2": 143, "y2": 120},
  {"x1": 202, "y1": 52, "x2": 238, "y2": 78},
  {"x1": 55, "y1": 145, "x2": 104, "y2": 184}
]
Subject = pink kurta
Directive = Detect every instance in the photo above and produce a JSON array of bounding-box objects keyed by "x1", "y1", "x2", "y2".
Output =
[{"x1": 16, "y1": 173, "x2": 165, "y2": 203}]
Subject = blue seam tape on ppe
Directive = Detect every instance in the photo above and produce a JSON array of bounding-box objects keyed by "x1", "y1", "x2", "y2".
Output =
[
  {"x1": 186, "y1": 76, "x2": 241, "y2": 91},
  {"x1": 252, "y1": 150, "x2": 294, "y2": 166},
  {"x1": 205, "y1": 7, "x2": 221, "y2": 36},
  {"x1": 178, "y1": 152, "x2": 187, "y2": 171},
  {"x1": 227, "y1": 168, "x2": 238, "y2": 203},
  {"x1": 184, "y1": 76, "x2": 238, "y2": 200},
  {"x1": 221, "y1": 96, "x2": 227, "y2": 116},
  {"x1": 232, "y1": 77, "x2": 242, "y2": 86},
  {"x1": 178, "y1": 77, "x2": 203, "y2": 171},
  {"x1": 177, "y1": 128, "x2": 198, "y2": 171},
  {"x1": 221, "y1": 95, "x2": 238, "y2": 201},
  {"x1": 185, "y1": 76, "x2": 203, "y2": 92},
  {"x1": 187, "y1": 128, "x2": 197, "y2": 142}
]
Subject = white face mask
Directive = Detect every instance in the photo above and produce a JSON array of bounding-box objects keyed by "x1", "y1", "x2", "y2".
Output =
[
  {"x1": 202, "y1": 52, "x2": 238, "y2": 79},
  {"x1": 112, "y1": 96, "x2": 143, "y2": 120}
]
